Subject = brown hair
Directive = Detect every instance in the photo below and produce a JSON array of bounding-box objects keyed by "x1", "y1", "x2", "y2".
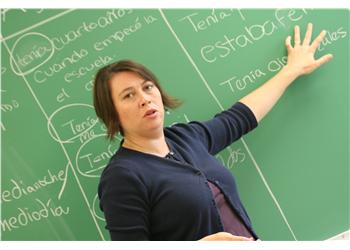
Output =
[{"x1": 93, "y1": 60, "x2": 182, "y2": 140}]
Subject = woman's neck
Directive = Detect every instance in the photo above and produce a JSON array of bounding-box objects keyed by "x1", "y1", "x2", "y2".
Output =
[{"x1": 122, "y1": 133, "x2": 170, "y2": 157}]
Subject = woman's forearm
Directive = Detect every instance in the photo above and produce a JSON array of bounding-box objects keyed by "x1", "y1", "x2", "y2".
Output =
[{"x1": 239, "y1": 66, "x2": 299, "y2": 123}]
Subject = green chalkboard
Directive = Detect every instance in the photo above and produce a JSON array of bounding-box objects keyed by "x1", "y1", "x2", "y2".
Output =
[{"x1": 1, "y1": 9, "x2": 349, "y2": 241}]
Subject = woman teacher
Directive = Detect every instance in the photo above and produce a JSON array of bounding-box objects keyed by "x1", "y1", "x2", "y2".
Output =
[{"x1": 93, "y1": 23, "x2": 332, "y2": 240}]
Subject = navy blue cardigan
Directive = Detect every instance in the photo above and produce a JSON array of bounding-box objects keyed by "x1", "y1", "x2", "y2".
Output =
[{"x1": 98, "y1": 102, "x2": 259, "y2": 240}]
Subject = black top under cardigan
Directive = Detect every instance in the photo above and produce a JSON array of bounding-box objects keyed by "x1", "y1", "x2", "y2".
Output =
[{"x1": 98, "y1": 102, "x2": 259, "y2": 240}]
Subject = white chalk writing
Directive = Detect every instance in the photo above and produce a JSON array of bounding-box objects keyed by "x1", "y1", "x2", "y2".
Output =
[
  {"x1": 33, "y1": 49, "x2": 88, "y2": 84},
  {"x1": 0, "y1": 198, "x2": 69, "y2": 232},
  {"x1": 51, "y1": 9, "x2": 133, "y2": 52},
  {"x1": 216, "y1": 148, "x2": 246, "y2": 169},
  {"x1": 318, "y1": 27, "x2": 347, "y2": 51},
  {"x1": 219, "y1": 69, "x2": 266, "y2": 94},
  {"x1": 178, "y1": 9, "x2": 245, "y2": 33},
  {"x1": 0, "y1": 169, "x2": 65, "y2": 204},
  {"x1": 200, "y1": 9, "x2": 309, "y2": 63}
]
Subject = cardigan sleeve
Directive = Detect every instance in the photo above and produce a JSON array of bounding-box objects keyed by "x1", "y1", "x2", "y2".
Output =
[
  {"x1": 98, "y1": 165, "x2": 150, "y2": 240},
  {"x1": 182, "y1": 102, "x2": 258, "y2": 155}
]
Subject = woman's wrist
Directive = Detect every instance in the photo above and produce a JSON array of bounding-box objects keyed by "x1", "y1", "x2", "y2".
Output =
[
  {"x1": 283, "y1": 65, "x2": 301, "y2": 79},
  {"x1": 279, "y1": 65, "x2": 301, "y2": 88}
]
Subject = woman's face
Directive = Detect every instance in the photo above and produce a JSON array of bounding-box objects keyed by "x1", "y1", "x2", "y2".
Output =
[{"x1": 109, "y1": 71, "x2": 165, "y2": 138}]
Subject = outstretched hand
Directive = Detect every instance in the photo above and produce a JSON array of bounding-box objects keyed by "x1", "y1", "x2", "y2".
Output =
[
  {"x1": 284, "y1": 23, "x2": 333, "y2": 77},
  {"x1": 239, "y1": 23, "x2": 333, "y2": 123}
]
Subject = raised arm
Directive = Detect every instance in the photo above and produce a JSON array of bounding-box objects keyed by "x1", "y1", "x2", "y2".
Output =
[{"x1": 239, "y1": 23, "x2": 333, "y2": 123}]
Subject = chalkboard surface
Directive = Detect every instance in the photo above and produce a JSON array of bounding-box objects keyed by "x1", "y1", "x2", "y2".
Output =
[{"x1": 1, "y1": 9, "x2": 349, "y2": 240}]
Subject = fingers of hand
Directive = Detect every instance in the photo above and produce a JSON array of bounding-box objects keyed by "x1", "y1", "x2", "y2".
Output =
[
  {"x1": 225, "y1": 233, "x2": 253, "y2": 241},
  {"x1": 315, "y1": 54, "x2": 333, "y2": 68},
  {"x1": 311, "y1": 30, "x2": 327, "y2": 52},
  {"x1": 305, "y1": 54, "x2": 333, "y2": 74},
  {"x1": 302, "y1": 23, "x2": 313, "y2": 45},
  {"x1": 214, "y1": 232, "x2": 254, "y2": 241},
  {"x1": 290, "y1": 24, "x2": 328, "y2": 55},
  {"x1": 285, "y1": 36, "x2": 292, "y2": 52},
  {"x1": 294, "y1": 25, "x2": 301, "y2": 46},
  {"x1": 232, "y1": 236, "x2": 254, "y2": 241}
]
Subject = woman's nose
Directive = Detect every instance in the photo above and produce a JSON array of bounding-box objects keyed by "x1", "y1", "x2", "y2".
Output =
[
  {"x1": 139, "y1": 93, "x2": 151, "y2": 107},
  {"x1": 141, "y1": 100, "x2": 151, "y2": 107}
]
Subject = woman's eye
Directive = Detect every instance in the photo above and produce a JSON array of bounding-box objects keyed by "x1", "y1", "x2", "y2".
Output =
[
  {"x1": 145, "y1": 84, "x2": 154, "y2": 90},
  {"x1": 124, "y1": 93, "x2": 134, "y2": 99}
]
